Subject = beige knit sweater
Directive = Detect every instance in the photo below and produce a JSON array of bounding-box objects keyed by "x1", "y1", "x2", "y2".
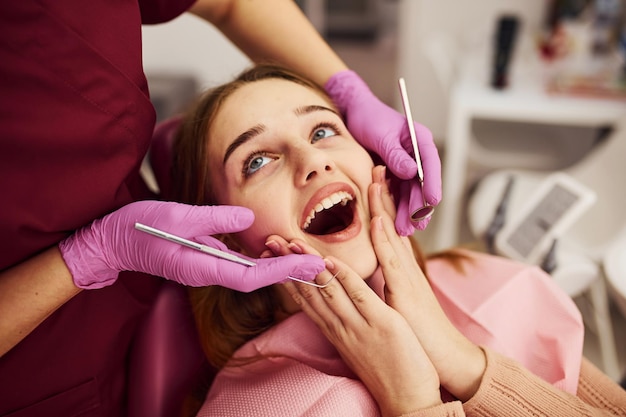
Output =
[{"x1": 402, "y1": 348, "x2": 626, "y2": 417}]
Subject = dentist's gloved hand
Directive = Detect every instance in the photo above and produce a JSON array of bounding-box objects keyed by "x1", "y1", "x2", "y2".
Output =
[
  {"x1": 59, "y1": 201, "x2": 325, "y2": 292},
  {"x1": 325, "y1": 70, "x2": 442, "y2": 236}
]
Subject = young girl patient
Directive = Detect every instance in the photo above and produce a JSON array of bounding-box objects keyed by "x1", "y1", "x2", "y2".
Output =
[{"x1": 171, "y1": 64, "x2": 626, "y2": 416}]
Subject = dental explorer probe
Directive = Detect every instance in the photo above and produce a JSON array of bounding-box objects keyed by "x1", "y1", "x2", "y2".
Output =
[{"x1": 134, "y1": 222, "x2": 335, "y2": 288}]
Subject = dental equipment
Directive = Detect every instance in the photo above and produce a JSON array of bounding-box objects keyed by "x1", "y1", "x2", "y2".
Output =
[
  {"x1": 484, "y1": 175, "x2": 516, "y2": 254},
  {"x1": 134, "y1": 222, "x2": 334, "y2": 288},
  {"x1": 398, "y1": 78, "x2": 435, "y2": 222},
  {"x1": 492, "y1": 172, "x2": 596, "y2": 265}
]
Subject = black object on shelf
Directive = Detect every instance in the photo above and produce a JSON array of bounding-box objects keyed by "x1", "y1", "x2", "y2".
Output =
[{"x1": 491, "y1": 15, "x2": 520, "y2": 89}]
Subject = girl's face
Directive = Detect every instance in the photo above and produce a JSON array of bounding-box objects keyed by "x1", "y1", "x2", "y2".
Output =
[{"x1": 206, "y1": 78, "x2": 377, "y2": 278}]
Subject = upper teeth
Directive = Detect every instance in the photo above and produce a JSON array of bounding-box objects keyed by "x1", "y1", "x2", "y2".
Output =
[{"x1": 302, "y1": 191, "x2": 353, "y2": 231}]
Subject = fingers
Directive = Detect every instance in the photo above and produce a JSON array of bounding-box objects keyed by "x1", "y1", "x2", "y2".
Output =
[
  {"x1": 407, "y1": 182, "x2": 433, "y2": 230},
  {"x1": 265, "y1": 235, "x2": 322, "y2": 258},
  {"x1": 248, "y1": 255, "x2": 325, "y2": 290},
  {"x1": 283, "y1": 263, "x2": 354, "y2": 337},
  {"x1": 194, "y1": 235, "x2": 231, "y2": 253},
  {"x1": 283, "y1": 255, "x2": 388, "y2": 337},
  {"x1": 376, "y1": 121, "x2": 441, "y2": 232},
  {"x1": 370, "y1": 166, "x2": 411, "y2": 244},
  {"x1": 394, "y1": 189, "x2": 416, "y2": 235},
  {"x1": 370, "y1": 211, "x2": 413, "y2": 292},
  {"x1": 321, "y1": 257, "x2": 387, "y2": 323},
  {"x1": 383, "y1": 145, "x2": 418, "y2": 180},
  {"x1": 177, "y1": 251, "x2": 322, "y2": 292},
  {"x1": 371, "y1": 165, "x2": 433, "y2": 234},
  {"x1": 139, "y1": 202, "x2": 256, "y2": 236},
  {"x1": 285, "y1": 257, "x2": 444, "y2": 415},
  {"x1": 414, "y1": 123, "x2": 442, "y2": 207},
  {"x1": 368, "y1": 172, "x2": 427, "y2": 294},
  {"x1": 371, "y1": 166, "x2": 397, "y2": 218},
  {"x1": 184, "y1": 233, "x2": 324, "y2": 292},
  {"x1": 193, "y1": 205, "x2": 256, "y2": 234},
  {"x1": 265, "y1": 236, "x2": 331, "y2": 287}
]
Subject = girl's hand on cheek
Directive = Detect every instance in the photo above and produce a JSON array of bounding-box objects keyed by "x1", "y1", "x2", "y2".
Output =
[
  {"x1": 264, "y1": 236, "x2": 326, "y2": 285},
  {"x1": 284, "y1": 255, "x2": 441, "y2": 416},
  {"x1": 369, "y1": 166, "x2": 430, "y2": 312},
  {"x1": 369, "y1": 167, "x2": 486, "y2": 402},
  {"x1": 265, "y1": 235, "x2": 321, "y2": 258}
]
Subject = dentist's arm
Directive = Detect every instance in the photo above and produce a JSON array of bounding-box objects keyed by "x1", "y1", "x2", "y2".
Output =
[
  {"x1": 188, "y1": 0, "x2": 346, "y2": 86},
  {"x1": 189, "y1": 0, "x2": 442, "y2": 236},
  {"x1": 0, "y1": 247, "x2": 80, "y2": 357},
  {"x1": 0, "y1": 201, "x2": 324, "y2": 357}
]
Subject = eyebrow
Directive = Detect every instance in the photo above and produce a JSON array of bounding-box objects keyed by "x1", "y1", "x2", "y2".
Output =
[
  {"x1": 222, "y1": 104, "x2": 339, "y2": 165},
  {"x1": 294, "y1": 104, "x2": 339, "y2": 117},
  {"x1": 223, "y1": 124, "x2": 266, "y2": 164}
]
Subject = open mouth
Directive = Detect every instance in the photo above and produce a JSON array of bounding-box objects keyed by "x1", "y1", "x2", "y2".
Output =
[{"x1": 302, "y1": 191, "x2": 355, "y2": 235}]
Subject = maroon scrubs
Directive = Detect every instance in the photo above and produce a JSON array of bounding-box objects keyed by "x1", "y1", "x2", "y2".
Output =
[{"x1": 0, "y1": 0, "x2": 194, "y2": 415}]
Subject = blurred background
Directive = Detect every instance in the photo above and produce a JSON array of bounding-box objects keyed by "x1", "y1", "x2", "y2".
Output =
[{"x1": 141, "y1": 0, "x2": 626, "y2": 384}]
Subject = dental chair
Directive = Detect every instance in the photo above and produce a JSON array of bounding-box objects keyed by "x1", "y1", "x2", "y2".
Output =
[
  {"x1": 466, "y1": 119, "x2": 626, "y2": 381},
  {"x1": 129, "y1": 118, "x2": 215, "y2": 417},
  {"x1": 128, "y1": 281, "x2": 213, "y2": 417}
]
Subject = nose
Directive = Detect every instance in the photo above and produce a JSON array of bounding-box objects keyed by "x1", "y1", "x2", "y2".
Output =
[{"x1": 294, "y1": 145, "x2": 335, "y2": 186}]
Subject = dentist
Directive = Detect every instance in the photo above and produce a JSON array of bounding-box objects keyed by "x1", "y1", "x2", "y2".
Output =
[{"x1": 0, "y1": 0, "x2": 441, "y2": 415}]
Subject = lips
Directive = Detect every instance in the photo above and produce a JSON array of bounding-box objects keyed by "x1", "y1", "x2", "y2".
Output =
[{"x1": 301, "y1": 183, "x2": 361, "y2": 242}]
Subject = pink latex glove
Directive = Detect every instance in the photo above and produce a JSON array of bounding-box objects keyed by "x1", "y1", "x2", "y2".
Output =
[
  {"x1": 325, "y1": 70, "x2": 442, "y2": 235},
  {"x1": 59, "y1": 201, "x2": 325, "y2": 292}
]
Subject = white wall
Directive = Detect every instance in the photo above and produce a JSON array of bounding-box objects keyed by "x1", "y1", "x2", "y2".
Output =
[
  {"x1": 141, "y1": 13, "x2": 251, "y2": 90},
  {"x1": 141, "y1": 2, "x2": 549, "y2": 141},
  {"x1": 397, "y1": 0, "x2": 547, "y2": 143}
]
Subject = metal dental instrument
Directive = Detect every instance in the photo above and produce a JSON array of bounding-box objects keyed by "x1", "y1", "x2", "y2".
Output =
[
  {"x1": 135, "y1": 222, "x2": 256, "y2": 266},
  {"x1": 134, "y1": 222, "x2": 333, "y2": 288},
  {"x1": 398, "y1": 77, "x2": 435, "y2": 222},
  {"x1": 284, "y1": 272, "x2": 338, "y2": 289}
]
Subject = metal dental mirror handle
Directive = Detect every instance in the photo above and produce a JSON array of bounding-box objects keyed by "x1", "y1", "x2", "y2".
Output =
[{"x1": 398, "y1": 77, "x2": 435, "y2": 223}]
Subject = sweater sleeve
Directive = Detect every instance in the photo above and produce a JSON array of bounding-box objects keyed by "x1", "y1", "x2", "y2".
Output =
[
  {"x1": 576, "y1": 356, "x2": 626, "y2": 415},
  {"x1": 398, "y1": 401, "x2": 466, "y2": 417},
  {"x1": 463, "y1": 348, "x2": 626, "y2": 417}
]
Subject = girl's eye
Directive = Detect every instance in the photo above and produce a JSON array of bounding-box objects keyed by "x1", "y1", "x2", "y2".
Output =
[
  {"x1": 243, "y1": 153, "x2": 274, "y2": 177},
  {"x1": 311, "y1": 125, "x2": 338, "y2": 143}
]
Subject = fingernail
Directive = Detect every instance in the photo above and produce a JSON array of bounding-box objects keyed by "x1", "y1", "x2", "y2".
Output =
[
  {"x1": 265, "y1": 240, "x2": 279, "y2": 252},
  {"x1": 374, "y1": 182, "x2": 382, "y2": 197},
  {"x1": 375, "y1": 216, "x2": 383, "y2": 230},
  {"x1": 374, "y1": 166, "x2": 386, "y2": 183},
  {"x1": 324, "y1": 258, "x2": 335, "y2": 270},
  {"x1": 287, "y1": 243, "x2": 303, "y2": 254}
]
